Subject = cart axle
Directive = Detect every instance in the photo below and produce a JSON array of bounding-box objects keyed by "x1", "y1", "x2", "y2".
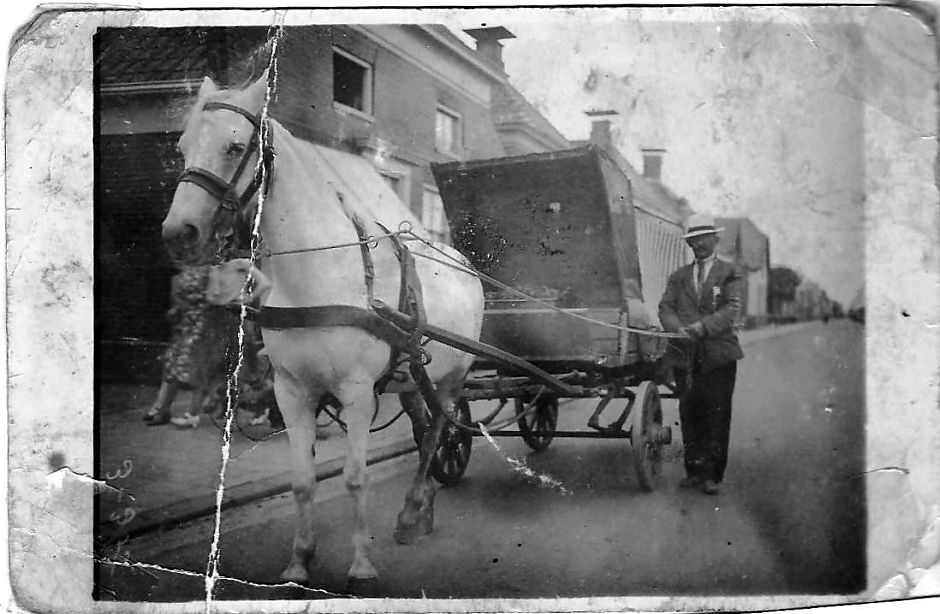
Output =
[
  {"x1": 475, "y1": 429, "x2": 632, "y2": 439},
  {"x1": 473, "y1": 425, "x2": 672, "y2": 444}
]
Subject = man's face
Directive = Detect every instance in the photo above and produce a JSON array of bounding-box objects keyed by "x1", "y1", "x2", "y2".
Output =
[{"x1": 686, "y1": 233, "x2": 720, "y2": 261}]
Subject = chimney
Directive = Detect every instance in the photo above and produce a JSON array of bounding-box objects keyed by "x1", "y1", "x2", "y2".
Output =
[
  {"x1": 585, "y1": 109, "x2": 618, "y2": 152},
  {"x1": 641, "y1": 148, "x2": 666, "y2": 181},
  {"x1": 464, "y1": 26, "x2": 515, "y2": 71}
]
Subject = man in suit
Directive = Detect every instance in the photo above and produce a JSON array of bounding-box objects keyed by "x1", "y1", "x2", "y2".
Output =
[{"x1": 659, "y1": 214, "x2": 744, "y2": 495}]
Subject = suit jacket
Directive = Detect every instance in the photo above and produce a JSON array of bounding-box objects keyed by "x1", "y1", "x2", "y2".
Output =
[{"x1": 658, "y1": 258, "x2": 745, "y2": 373}]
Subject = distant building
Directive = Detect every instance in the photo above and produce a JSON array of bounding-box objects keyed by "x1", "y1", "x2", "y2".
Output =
[
  {"x1": 796, "y1": 280, "x2": 831, "y2": 321},
  {"x1": 715, "y1": 217, "x2": 771, "y2": 327}
]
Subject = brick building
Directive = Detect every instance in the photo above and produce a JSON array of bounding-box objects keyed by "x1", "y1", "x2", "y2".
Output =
[{"x1": 95, "y1": 25, "x2": 567, "y2": 380}]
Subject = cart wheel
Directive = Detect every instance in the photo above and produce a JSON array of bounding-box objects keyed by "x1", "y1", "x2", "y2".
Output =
[
  {"x1": 430, "y1": 398, "x2": 473, "y2": 487},
  {"x1": 514, "y1": 395, "x2": 558, "y2": 452},
  {"x1": 630, "y1": 381, "x2": 666, "y2": 492}
]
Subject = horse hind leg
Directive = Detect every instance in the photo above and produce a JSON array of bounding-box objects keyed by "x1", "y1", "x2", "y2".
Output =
[
  {"x1": 274, "y1": 373, "x2": 320, "y2": 585},
  {"x1": 399, "y1": 391, "x2": 428, "y2": 448},
  {"x1": 336, "y1": 380, "x2": 379, "y2": 594},
  {"x1": 394, "y1": 377, "x2": 457, "y2": 545}
]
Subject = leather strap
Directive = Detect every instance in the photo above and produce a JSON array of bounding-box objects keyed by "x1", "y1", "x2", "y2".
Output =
[
  {"x1": 257, "y1": 304, "x2": 412, "y2": 349},
  {"x1": 348, "y1": 210, "x2": 375, "y2": 304}
]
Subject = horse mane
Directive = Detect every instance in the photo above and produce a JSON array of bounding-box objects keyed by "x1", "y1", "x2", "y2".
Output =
[
  {"x1": 265, "y1": 118, "x2": 428, "y2": 239},
  {"x1": 179, "y1": 75, "x2": 429, "y2": 242}
]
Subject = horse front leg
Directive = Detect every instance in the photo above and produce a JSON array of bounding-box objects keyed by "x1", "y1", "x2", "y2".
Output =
[
  {"x1": 274, "y1": 372, "x2": 320, "y2": 585},
  {"x1": 335, "y1": 380, "x2": 379, "y2": 593}
]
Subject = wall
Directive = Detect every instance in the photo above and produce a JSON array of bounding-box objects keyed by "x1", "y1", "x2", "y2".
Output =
[{"x1": 747, "y1": 268, "x2": 768, "y2": 319}]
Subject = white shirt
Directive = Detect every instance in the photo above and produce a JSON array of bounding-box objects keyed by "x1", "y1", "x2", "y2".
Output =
[{"x1": 693, "y1": 253, "x2": 718, "y2": 296}]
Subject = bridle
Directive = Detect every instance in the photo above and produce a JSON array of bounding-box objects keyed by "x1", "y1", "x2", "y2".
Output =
[{"x1": 176, "y1": 101, "x2": 275, "y2": 242}]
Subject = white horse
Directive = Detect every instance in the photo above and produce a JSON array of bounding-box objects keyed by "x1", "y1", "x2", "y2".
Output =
[{"x1": 161, "y1": 73, "x2": 484, "y2": 591}]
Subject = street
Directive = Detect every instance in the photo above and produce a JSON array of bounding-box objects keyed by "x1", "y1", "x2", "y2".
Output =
[{"x1": 98, "y1": 320, "x2": 865, "y2": 602}]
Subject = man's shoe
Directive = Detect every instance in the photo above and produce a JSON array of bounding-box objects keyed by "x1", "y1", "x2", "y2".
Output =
[
  {"x1": 700, "y1": 480, "x2": 720, "y2": 495},
  {"x1": 679, "y1": 475, "x2": 704, "y2": 489},
  {"x1": 143, "y1": 411, "x2": 170, "y2": 426}
]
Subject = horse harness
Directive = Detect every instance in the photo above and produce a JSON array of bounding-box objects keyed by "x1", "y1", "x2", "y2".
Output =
[
  {"x1": 177, "y1": 101, "x2": 275, "y2": 247},
  {"x1": 176, "y1": 100, "x2": 431, "y2": 393},
  {"x1": 257, "y1": 212, "x2": 430, "y2": 394}
]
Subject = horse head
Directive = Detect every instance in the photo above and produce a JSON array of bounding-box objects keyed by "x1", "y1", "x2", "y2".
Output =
[{"x1": 162, "y1": 72, "x2": 270, "y2": 264}]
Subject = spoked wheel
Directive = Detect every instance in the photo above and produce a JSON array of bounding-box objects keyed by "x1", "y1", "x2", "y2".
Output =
[
  {"x1": 430, "y1": 398, "x2": 473, "y2": 487},
  {"x1": 630, "y1": 381, "x2": 671, "y2": 491},
  {"x1": 514, "y1": 394, "x2": 559, "y2": 452}
]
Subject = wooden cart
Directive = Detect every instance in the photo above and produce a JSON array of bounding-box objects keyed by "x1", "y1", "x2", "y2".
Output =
[{"x1": 419, "y1": 145, "x2": 691, "y2": 490}]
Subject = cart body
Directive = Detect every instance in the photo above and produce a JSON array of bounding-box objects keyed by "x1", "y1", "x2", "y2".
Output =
[{"x1": 432, "y1": 145, "x2": 688, "y2": 373}]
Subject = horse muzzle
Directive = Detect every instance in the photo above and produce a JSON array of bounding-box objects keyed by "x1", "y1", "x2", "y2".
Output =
[{"x1": 162, "y1": 220, "x2": 202, "y2": 263}]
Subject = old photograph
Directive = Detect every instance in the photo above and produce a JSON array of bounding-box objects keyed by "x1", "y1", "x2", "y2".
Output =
[{"x1": 5, "y1": 4, "x2": 940, "y2": 612}]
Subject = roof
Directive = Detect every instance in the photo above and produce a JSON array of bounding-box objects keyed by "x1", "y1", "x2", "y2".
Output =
[
  {"x1": 97, "y1": 27, "x2": 270, "y2": 87},
  {"x1": 491, "y1": 80, "x2": 570, "y2": 152},
  {"x1": 98, "y1": 28, "x2": 208, "y2": 85},
  {"x1": 715, "y1": 217, "x2": 770, "y2": 271}
]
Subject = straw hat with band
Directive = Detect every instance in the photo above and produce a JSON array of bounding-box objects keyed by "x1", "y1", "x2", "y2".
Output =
[{"x1": 682, "y1": 213, "x2": 725, "y2": 240}]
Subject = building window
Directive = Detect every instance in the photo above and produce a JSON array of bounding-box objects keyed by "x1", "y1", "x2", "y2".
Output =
[
  {"x1": 422, "y1": 185, "x2": 449, "y2": 243},
  {"x1": 379, "y1": 170, "x2": 410, "y2": 206},
  {"x1": 435, "y1": 105, "x2": 461, "y2": 155},
  {"x1": 333, "y1": 47, "x2": 372, "y2": 116},
  {"x1": 380, "y1": 172, "x2": 401, "y2": 196},
  {"x1": 370, "y1": 157, "x2": 412, "y2": 211}
]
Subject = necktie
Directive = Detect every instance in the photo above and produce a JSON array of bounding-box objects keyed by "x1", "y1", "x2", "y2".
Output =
[{"x1": 696, "y1": 260, "x2": 706, "y2": 296}]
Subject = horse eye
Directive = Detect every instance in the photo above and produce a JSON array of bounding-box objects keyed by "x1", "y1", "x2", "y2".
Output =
[{"x1": 226, "y1": 142, "x2": 247, "y2": 157}]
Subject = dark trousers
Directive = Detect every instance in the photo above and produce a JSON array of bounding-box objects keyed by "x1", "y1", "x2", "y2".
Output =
[{"x1": 678, "y1": 361, "x2": 737, "y2": 483}]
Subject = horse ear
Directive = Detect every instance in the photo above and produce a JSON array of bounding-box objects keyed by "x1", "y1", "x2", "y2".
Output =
[{"x1": 246, "y1": 70, "x2": 270, "y2": 105}]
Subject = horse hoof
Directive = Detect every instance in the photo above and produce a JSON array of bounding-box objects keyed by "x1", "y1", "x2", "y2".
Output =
[
  {"x1": 417, "y1": 514, "x2": 433, "y2": 536},
  {"x1": 393, "y1": 521, "x2": 421, "y2": 545},
  {"x1": 346, "y1": 575, "x2": 378, "y2": 597},
  {"x1": 279, "y1": 565, "x2": 310, "y2": 585}
]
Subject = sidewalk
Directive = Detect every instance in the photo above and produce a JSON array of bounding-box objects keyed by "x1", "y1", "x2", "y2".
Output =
[
  {"x1": 97, "y1": 320, "x2": 824, "y2": 542},
  {"x1": 97, "y1": 387, "x2": 416, "y2": 542}
]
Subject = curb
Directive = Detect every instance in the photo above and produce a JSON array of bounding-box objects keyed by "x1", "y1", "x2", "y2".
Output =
[{"x1": 101, "y1": 437, "x2": 417, "y2": 543}]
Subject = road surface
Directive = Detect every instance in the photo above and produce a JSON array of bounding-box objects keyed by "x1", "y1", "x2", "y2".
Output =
[{"x1": 98, "y1": 320, "x2": 865, "y2": 602}]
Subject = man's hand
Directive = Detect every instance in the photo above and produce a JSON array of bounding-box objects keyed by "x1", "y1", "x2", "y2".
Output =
[{"x1": 682, "y1": 322, "x2": 706, "y2": 339}]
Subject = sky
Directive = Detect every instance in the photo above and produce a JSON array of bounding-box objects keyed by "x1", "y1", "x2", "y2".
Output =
[{"x1": 455, "y1": 6, "x2": 870, "y2": 306}]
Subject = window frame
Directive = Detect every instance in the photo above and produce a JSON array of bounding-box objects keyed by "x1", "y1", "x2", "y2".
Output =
[
  {"x1": 421, "y1": 183, "x2": 449, "y2": 243},
  {"x1": 378, "y1": 169, "x2": 408, "y2": 204},
  {"x1": 332, "y1": 46, "x2": 374, "y2": 120},
  {"x1": 434, "y1": 104, "x2": 462, "y2": 156}
]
